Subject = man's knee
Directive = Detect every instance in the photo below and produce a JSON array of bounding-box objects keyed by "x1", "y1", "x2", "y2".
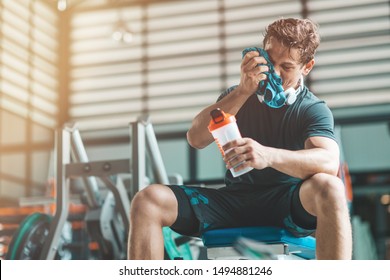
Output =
[
  {"x1": 306, "y1": 173, "x2": 347, "y2": 210},
  {"x1": 131, "y1": 184, "x2": 164, "y2": 216},
  {"x1": 130, "y1": 184, "x2": 177, "y2": 225}
]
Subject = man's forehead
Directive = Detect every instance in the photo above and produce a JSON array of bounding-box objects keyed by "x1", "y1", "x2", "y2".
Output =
[
  {"x1": 265, "y1": 38, "x2": 301, "y2": 64},
  {"x1": 267, "y1": 51, "x2": 300, "y2": 66}
]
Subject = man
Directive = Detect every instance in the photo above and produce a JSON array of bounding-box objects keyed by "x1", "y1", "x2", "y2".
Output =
[{"x1": 128, "y1": 18, "x2": 352, "y2": 260}]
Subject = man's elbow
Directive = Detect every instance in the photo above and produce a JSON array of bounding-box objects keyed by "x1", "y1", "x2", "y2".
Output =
[{"x1": 186, "y1": 130, "x2": 206, "y2": 149}]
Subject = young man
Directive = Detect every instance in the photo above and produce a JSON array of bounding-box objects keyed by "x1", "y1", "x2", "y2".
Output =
[{"x1": 128, "y1": 18, "x2": 352, "y2": 260}]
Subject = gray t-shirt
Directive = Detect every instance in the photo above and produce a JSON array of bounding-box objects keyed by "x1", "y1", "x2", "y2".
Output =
[{"x1": 217, "y1": 85, "x2": 337, "y2": 188}]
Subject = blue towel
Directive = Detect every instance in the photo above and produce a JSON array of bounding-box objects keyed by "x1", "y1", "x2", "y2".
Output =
[{"x1": 242, "y1": 47, "x2": 286, "y2": 108}]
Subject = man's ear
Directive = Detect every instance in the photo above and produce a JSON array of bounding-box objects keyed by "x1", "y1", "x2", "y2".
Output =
[{"x1": 302, "y1": 59, "x2": 315, "y2": 76}]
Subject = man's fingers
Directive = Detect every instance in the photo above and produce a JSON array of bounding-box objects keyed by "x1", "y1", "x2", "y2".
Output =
[
  {"x1": 242, "y1": 51, "x2": 259, "y2": 65},
  {"x1": 242, "y1": 57, "x2": 269, "y2": 76},
  {"x1": 226, "y1": 152, "x2": 252, "y2": 170},
  {"x1": 222, "y1": 138, "x2": 246, "y2": 151}
]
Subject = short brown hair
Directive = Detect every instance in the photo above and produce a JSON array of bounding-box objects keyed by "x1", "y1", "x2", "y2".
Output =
[{"x1": 263, "y1": 18, "x2": 320, "y2": 64}]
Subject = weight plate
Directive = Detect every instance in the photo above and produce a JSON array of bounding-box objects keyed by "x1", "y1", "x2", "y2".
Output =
[{"x1": 6, "y1": 212, "x2": 52, "y2": 260}]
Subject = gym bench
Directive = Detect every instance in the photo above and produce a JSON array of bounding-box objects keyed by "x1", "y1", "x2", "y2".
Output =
[{"x1": 202, "y1": 226, "x2": 316, "y2": 260}]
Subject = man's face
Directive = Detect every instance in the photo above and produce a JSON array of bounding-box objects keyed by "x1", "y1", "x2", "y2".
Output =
[{"x1": 264, "y1": 37, "x2": 314, "y2": 90}]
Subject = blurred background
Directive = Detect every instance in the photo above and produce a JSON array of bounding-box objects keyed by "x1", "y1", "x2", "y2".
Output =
[{"x1": 0, "y1": 0, "x2": 389, "y2": 260}]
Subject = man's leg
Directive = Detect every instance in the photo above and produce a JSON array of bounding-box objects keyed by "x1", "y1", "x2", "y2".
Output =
[
  {"x1": 128, "y1": 184, "x2": 178, "y2": 259},
  {"x1": 299, "y1": 173, "x2": 352, "y2": 260}
]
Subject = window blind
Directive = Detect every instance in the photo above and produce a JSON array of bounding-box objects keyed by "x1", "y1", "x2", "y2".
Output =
[
  {"x1": 0, "y1": 0, "x2": 58, "y2": 197},
  {"x1": 308, "y1": 0, "x2": 390, "y2": 107},
  {"x1": 0, "y1": 0, "x2": 58, "y2": 128},
  {"x1": 70, "y1": 1, "x2": 222, "y2": 132}
]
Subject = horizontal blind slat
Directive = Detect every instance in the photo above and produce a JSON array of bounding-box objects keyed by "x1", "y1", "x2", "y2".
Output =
[{"x1": 1, "y1": 1, "x2": 59, "y2": 129}]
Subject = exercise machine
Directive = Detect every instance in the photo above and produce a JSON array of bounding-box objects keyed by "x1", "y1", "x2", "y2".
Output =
[{"x1": 7, "y1": 115, "x2": 196, "y2": 260}]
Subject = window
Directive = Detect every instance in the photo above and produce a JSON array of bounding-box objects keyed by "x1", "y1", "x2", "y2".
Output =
[{"x1": 0, "y1": 1, "x2": 59, "y2": 198}]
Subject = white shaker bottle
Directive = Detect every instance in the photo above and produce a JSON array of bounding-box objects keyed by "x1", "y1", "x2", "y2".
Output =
[{"x1": 208, "y1": 108, "x2": 253, "y2": 177}]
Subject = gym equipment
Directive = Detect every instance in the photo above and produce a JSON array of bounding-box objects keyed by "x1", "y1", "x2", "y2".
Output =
[
  {"x1": 202, "y1": 226, "x2": 316, "y2": 260},
  {"x1": 36, "y1": 122, "x2": 130, "y2": 260},
  {"x1": 6, "y1": 115, "x2": 195, "y2": 260},
  {"x1": 6, "y1": 213, "x2": 52, "y2": 259},
  {"x1": 0, "y1": 203, "x2": 47, "y2": 259},
  {"x1": 5, "y1": 212, "x2": 71, "y2": 260}
]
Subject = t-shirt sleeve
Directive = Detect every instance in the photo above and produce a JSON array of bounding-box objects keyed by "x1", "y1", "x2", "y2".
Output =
[
  {"x1": 216, "y1": 85, "x2": 238, "y2": 102},
  {"x1": 302, "y1": 101, "x2": 337, "y2": 142}
]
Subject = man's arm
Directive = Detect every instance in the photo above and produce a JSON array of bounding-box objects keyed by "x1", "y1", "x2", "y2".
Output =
[
  {"x1": 223, "y1": 136, "x2": 340, "y2": 180},
  {"x1": 267, "y1": 136, "x2": 340, "y2": 179},
  {"x1": 187, "y1": 51, "x2": 268, "y2": 149},
  {"x1": 186, "y1": 86, "x2": 251, "y2": 149}
]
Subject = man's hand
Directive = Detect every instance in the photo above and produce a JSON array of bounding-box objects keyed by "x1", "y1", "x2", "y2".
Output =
[
  {"x1": 187, "y1": 52, "x2": 269, "y2": 151},
  {"x1": 238, "y1": 51, "x2": 269, "y2": 95},
  {"x1": 222, "y1": 138, "x2": 269, "y2": 172},
  {"x1": 222, "y1": 136, "x2": 340, "y2": 180}
]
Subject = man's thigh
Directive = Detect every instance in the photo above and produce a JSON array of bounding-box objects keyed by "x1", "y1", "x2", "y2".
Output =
[{"x1": 167, "y1": 184, "x2": 308, "y2": 235}]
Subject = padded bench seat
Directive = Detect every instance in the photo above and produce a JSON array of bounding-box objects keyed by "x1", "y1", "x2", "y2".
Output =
[{"x1": 202, "y1": 226, "x2": 316, "y2": 260}]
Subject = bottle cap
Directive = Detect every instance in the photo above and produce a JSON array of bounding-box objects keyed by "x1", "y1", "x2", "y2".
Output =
[{"x1": 208, "y1": 108, "x2": 236, "y2": 132}]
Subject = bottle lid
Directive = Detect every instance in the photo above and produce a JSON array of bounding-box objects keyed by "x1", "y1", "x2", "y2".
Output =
[{"x1": 208, "y1": 108, "x2": 236, "y2": 132}]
